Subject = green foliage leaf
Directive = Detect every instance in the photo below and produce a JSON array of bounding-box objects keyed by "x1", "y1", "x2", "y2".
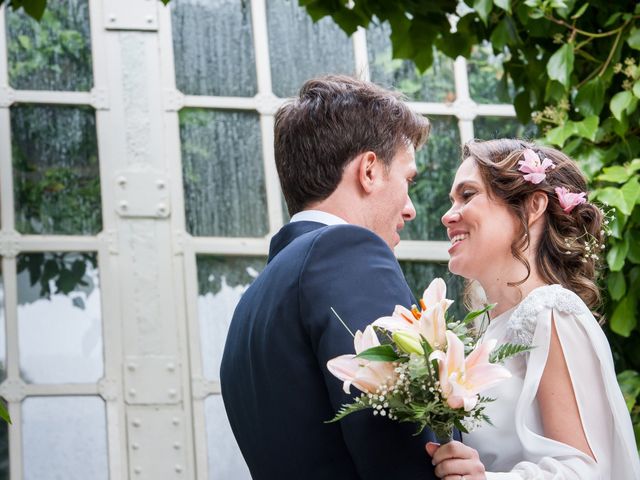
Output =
[
  {"x1": 608, "y1": 271, "x2": 627, "y2": 300},
  {"x1": 633, "y1": 82, "x2": 640, "y2": 100},
  {"x1": 546, "y1": 43, "x2": 574, "y2": 89},
  {"x1": 618, "y1": 370, "x2": 640, "y2": 411},
  {"x1": 473, "y1": 0, "x2": 493, "y2": 25},
  {"x1": 573, "y1": 115, "x2": 599, "y2": 141},
  {"x1": 595, "y1": 187, "x2": 632, "y2": 216},
  {"x1": 610, "y1": 91, "x2": 633, "y2": 121},
  {"x1": 489, "y1": 343, "x2": 533, "y2": 363},
  {"x1": 356, "y1": 345, "x2": 399, "y2": 362},
  {"x1": 494, "y1": 0, "x2": 510, "y2": 13},
  {"x1": 463, "y1": 303, "x2": 496, "y2": 324},
  {"x1": 575, "y1": 78, "x2": 605, "y2": 116},
  {"x1": 607, "y1": 237, "x2": 630, "y2": 272},
  {"x1": 621, "y1": 177, "x2": 640, "y2": 212},
  {"x1": 21, "y1": 0, "x2": 47, "y2": 20},
  {"x1": 598, "y1": 165, "x2": 631, "y2": 184},
  {"x1": 628, "y1": 27, "x2": 640, "y2": 51},
  {"x1": 610, "y1": 295, "x2": 637, "y2": 337},
  {"x1": 0, "y1": 400, "x2": 10, "y2": 425},
  {"x1": 570, "y1": 3, "x2": 589, "y2": 19}
]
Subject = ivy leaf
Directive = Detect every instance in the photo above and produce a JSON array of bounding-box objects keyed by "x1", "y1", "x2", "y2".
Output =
[
  {"x1": 21, "y1": 0, "x2": 46, "y2": 20},
  {"x1": 610, "y1": 91, "x2": 633, "y2": 121},
  {"x1": 597, "y1": 165, "x2": 631, "y2": 184},
  {"x1": 628, "y1": 27, "x2": 640, "y2": 50},
  {"x1": 490, "y1": 17, "x2": 519, "y2": 50},
  {"x1": 573, "y1": 115, "x2": 599, "y2": 141},
  {"x1": 628, "y1": 233, "x2": 640, "y2": 264},
  {"x1": 575, "y1": 78, "x2": 605, "y2": 116},
  {"x1": 594, "y1": 187, "x2": 631, "y2": 216},
  {"x1": 608, "y1": 271, "x2": 627, "y2": 300},
  {"x1": 546, "y1": 122, "x2": 575, "y2": 146},
  {"x1": 494, "y1": 0, "x2": 510, "y2": 13},
  {"x1": 571, "y1": 3, "x2": 589, "y2": 19},
  {"x1": 610, "y1": 295, "x2": 637, "y2": 337},
  {"x1": 473, "y1": 0, "x2": 493, "y2": 26},
  {"x1": 546, "y1": 43, "x2": 574, "y2": 89},
  {"x1": 633, "y1": 81, "x2": 640, "y2": 99},
  {"x1": 621, "y1": 177, "x2": 640, "y2": 211},
  {"x1": 0, "y1": 401, "x2": 10, "y2": 425},
  {"x1": 617, "y1": 370, "x2": 640, "y2": 411},
  {"x1": 607, "y1": 237, "x2": 630, "y2": 272}
]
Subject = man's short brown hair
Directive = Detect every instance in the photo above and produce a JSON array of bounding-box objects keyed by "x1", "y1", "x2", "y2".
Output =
[{"x1": 274, "y1": 75, "x2": 430, "y2": 215}]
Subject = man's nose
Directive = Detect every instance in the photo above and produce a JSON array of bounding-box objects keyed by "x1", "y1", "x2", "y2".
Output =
[{"x1": 403, "y1": 197, "x2": 417, "y2": 221}]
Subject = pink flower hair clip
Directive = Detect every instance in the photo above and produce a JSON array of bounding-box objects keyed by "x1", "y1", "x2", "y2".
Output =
[
  {"x1": 555, "y1": 186, "x2": 587, "y2": 213},
  {"x1": 518, "y1": 148, "x2": 555, "y2": 184}
]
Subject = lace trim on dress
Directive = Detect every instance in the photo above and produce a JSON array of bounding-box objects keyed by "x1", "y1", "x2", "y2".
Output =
[{"x1": 505, "y1": 285, "x2": 590, "y2": 346}]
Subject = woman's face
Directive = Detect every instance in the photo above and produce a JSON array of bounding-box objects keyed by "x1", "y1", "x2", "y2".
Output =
[{"x1": 441, "y1": 158, "x2": 520, "y2": 281}]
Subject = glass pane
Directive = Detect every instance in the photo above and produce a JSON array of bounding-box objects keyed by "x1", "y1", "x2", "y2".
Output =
[
  {"x1": 181, "y1": 109, "x2": 267, "y2": 237},
  {"x1": 11, "y1": 104, "x2": 101, "y2": 235},
  {"x1": 196, "y1": 255, "x2": 264, "y2": 380},
  {"x1": 367, "y1": 21, "x2": 455, "y2": 102},
  {"x1": 17, "y1": 252, "x2": 103, "y2": 384},
  {"x1": 401, "y1": 116, "x2": 461, "y2": 241},
  {"x1": 474, "y1": 116, "x2": 538, "y2": 140},
  {"x1": 0, "y1": 262, "x2": 6, "y2": 382},
  {"x1": 171, "y1": 0, "x2": 257, "y2": 97},
  {"x1": 267, "y1": 0, "x2": 355, "y2": 98},
  {"x1": 467, "y1": 41, "x2": 514, "y2": 104},
  {"x1": 205, "y1": 395, "x2": 251, "y2": 480},
  {"x1": 22, "y1": 396, "x2": 108, "y2": 480},
  {"x1": 399, "y1": 261, "x2": 465, "y2": 321},
  {"x1": 6, "y1": 0, "x2": 92, "y2": 91}
]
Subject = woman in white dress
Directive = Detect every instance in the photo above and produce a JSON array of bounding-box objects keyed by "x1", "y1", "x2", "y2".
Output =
[{"x1": 426, "y1": 139, "x2": 640, "y2": 479}]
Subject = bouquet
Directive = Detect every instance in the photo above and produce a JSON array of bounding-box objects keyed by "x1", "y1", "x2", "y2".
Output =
[{"x1": 326, "y1": 278, "x2": 529, "y2": 442}]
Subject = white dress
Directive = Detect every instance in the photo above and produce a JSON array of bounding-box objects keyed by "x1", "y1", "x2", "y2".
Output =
[{"x1": 464, "y1": 285, "x2": 640, "y2": 479}]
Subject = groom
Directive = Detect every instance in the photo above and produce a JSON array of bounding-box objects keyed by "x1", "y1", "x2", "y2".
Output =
[{"x1": 221, "y1": 75, "x2": 439, "y2": 479}]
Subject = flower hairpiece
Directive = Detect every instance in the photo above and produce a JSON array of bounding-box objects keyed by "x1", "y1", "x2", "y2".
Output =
[
  {"x1": 518, "y1": 148, "x2": 555, "y2": 184},
  {"x1": 555, "y1": 187, "x2": 587, "y2": 213}
]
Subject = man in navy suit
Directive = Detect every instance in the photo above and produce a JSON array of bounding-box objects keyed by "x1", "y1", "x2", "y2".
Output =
[{"x1": 221, "y1": 75, "x2": 440, "y2": 479}]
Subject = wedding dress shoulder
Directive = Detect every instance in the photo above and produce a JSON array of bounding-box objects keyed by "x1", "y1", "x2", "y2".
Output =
[{"x1": 464, "y1": 284, "x2": 640, "y2": 480}]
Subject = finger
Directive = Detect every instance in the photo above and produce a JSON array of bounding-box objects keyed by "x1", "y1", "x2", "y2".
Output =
[
  {"x1": 434, "y1": 458, "x2": 474, "y2": 479},
  {"x1": 430, "y1": 441, "x2": 470, "y2": 464},
  {"x1": 425, "y1": 442, "x2": 440, "y2": 457}
]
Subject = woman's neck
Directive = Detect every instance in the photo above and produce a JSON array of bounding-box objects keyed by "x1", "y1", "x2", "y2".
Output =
[{"x1": 479, "y1": 271, "x2": 549, "y2": 318}]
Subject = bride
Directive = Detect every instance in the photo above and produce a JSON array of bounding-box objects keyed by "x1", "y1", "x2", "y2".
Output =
[{"x1": 427, "y1": 139, "x2": 640, "y2": 479}]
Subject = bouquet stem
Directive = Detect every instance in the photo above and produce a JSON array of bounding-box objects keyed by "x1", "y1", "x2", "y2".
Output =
[{"x1": 434, "y1": 427, "x2": 453, "y2": 445}]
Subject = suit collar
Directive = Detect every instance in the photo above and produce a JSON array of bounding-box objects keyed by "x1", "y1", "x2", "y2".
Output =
[{"x1": 268, "y1": 221, "x2": 325, "y2": 263}]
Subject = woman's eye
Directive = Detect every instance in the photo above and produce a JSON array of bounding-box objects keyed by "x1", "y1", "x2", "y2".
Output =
[{"x1": 461, "y1": 190, "x2": 475, "y2": 200}]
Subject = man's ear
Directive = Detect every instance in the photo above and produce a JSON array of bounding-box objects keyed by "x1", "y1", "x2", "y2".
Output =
[
  {"x1": 357, "y1": 151, "x2": 379, "y2": 194},
  {"x1": 527, "y1": 191, "x2": 548, "y2": 227}
]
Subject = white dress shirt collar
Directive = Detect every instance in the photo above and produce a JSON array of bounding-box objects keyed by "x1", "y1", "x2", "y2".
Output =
[{"x1": 289, "y1": 210, "x2": 348, "y2": 226}]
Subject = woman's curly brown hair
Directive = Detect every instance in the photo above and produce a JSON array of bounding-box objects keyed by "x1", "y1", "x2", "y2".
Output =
[{"x1": 463, "y1": 139, "x2": 604, "y2": 314}]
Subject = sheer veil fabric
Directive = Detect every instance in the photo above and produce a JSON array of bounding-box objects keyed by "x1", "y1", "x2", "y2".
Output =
[{"x1": 464, "y1": 285, "x2": 640, "y2": 479}]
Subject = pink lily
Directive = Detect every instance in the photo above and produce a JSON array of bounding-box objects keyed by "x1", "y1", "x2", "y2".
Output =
[
  {"x1": 372, "y1": 278, "x2": 453, "y2": 350},
  {"x1": 555, "y1": 186, "x2": 587, "y2": 213},
  {"x1": 327, "y1": 325, "x2": 397, "y2": 394},
  {"x1": 430, "y1": 331, "x2": 512, "y2": 411},
  {"x1": 518, "y1": 148, "x2": 555, "y2": 184}
]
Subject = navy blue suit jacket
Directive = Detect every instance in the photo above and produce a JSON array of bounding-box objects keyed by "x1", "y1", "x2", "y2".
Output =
[{"x1": 220, "y1": 222, "x2": 439, "y2": 479}]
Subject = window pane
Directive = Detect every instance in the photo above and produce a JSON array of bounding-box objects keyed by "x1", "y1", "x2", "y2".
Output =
[
  {"x1": 467, "y1": 41, "x2": 514, "y2": 104},
  {"x1": 399, "y1": 261, "x2": 465, "y2": 321},
  {"x1": 22, "y1": 396, "x2": 108, "y2": 480},
  {"x1": 6, "y1": 0, "x2": 92, "y2": 91},
  {"x1": 367, "y1": 22, "x2": 455, "y2": 102},
  {"x1": 196, "y1": 255, "x2": 264, "y2": 381},
  {"x1": 17, "y1": 252, "x2": 103, "y2": 384},
  {"x1": 267, "y1": 0, "x2": 355, "y2": 98},
  {"x1": 171, "y1": 0, "x2": 257, "y2": 97},
  {"x1": 205, "y1": 395, "x2": 251, "y2": 480},
  {"x1": 474, "y1": 116, "x2": 537, "y2": 140},
  {"x1": 181, "y1": 109, "x2": 267, "y2": 237},
  {"x1": 11, "y1": 104, "x2": 101, "y2": 235},
  {"x1": 401, "y1": 116, "x2": 460, "y2": 241}
]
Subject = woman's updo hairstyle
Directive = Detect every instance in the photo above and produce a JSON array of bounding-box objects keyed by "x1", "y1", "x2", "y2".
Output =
[{"x1": 463, "y1": 139, "x2": 604, "y2": 313}]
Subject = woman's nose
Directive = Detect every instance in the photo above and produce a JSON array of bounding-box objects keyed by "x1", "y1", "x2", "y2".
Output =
[{"x1": 441, "y1": 208, "x2": 460, "y2": 226}]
